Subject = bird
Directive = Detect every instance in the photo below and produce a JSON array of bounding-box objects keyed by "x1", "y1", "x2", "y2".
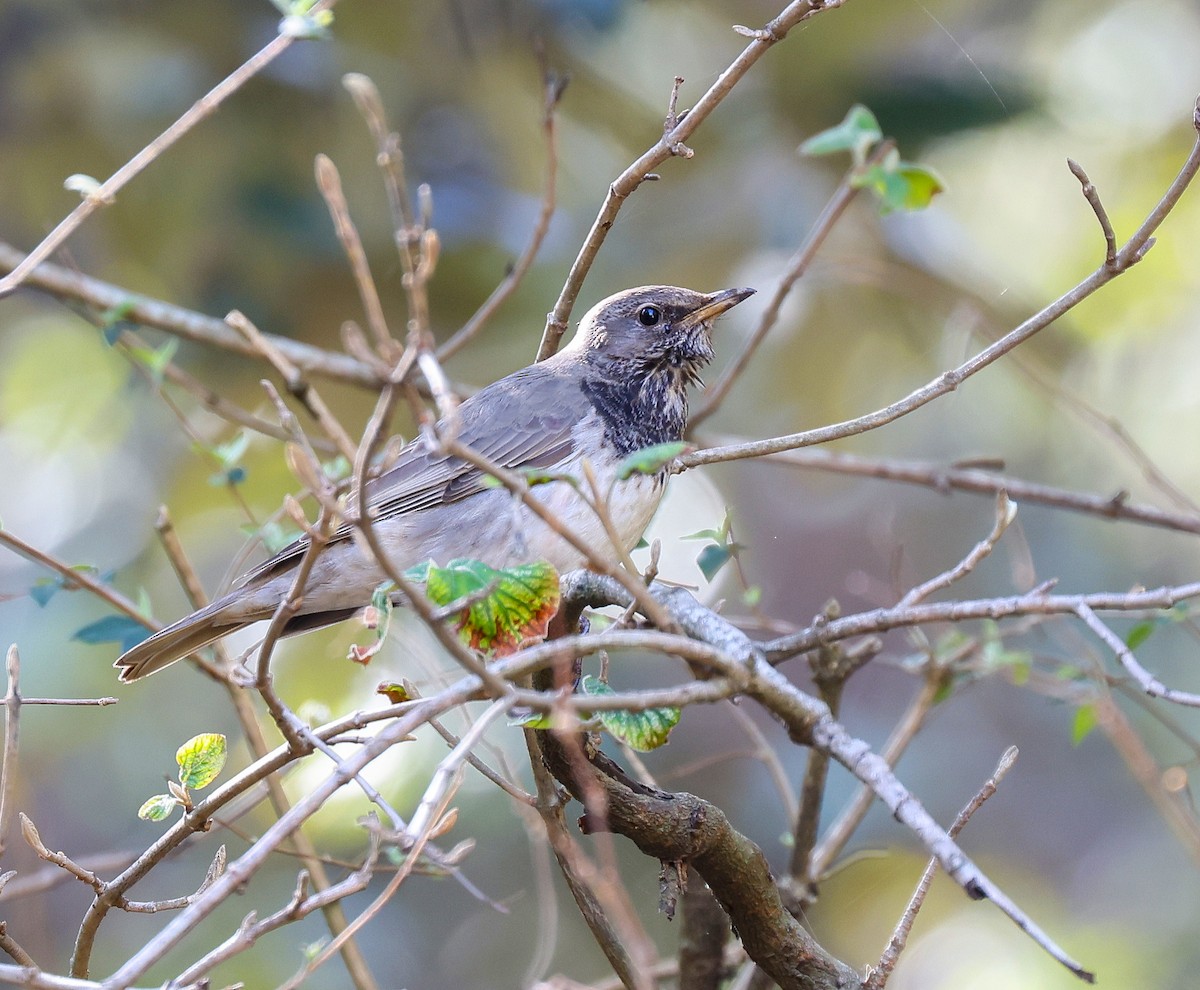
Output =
[{"x1": 114, "y1": 284, "x2": 755, "y2": 682}]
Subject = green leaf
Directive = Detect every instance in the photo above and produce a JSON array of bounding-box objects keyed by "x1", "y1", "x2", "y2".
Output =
[
  {"x1": 206, "y1": 431, "x2": 252, "y2": 486},
  {"x1": 127, "y1": 338, "x2": 179, "y2": 385},
  {"x1": 507, "y1": 709, "x2": 555, "y2": 730},
  {"x1": 100, "y1": 299, "x2": 137, "y2": 346},
  {"x1": 212, "y1": 431, "x2": 251, "y2": 469},
  {"x1": 932, "y1": 678, "x2": 956, "y2": 705},
  {"x1": 377, "y1": 681, "x2": 410, "y2": 704},
  {"x1": 30, "y1": 564, "x2": 106, "y2": 608},
  {"x1": 1124, "y1": 621, "x2": 1155, "y2": 650},
  {"x1": 29, "y1": 578, "x2": 60, "y2": 607},
  {"x1": 581, "y1": 675, "x2": 680, "y2": 751},
  {"x1": 853, "y1": 155, "x2": 945, "y2": 215},
  {"x1": 176, "y1": 733, "x2": 228, "y2": 790},
  {"x1": 616, "y1": 442, "x2": 689, "y2": 480},
  {"x1": 348, "y1": 582, "x2": 396, "y2": 664},
  {"x1": 72, "y1": 615, "x2": 152, "y2": 653},
  {"x1": 979, "y1": 620, "x2": 1032, "y2": 673},
  {"x1": 696, "y1": 543, "x2": 732, "y2": 582},
  {"x1": 322, "y1": 455, "x2": 352, "y2": 482},
  {"x1": 891, "y1": 162, "x2": 945, "y2": 211},
  {"x1": 1071, "y1": 704, "x2": 1098, "y2": 746},
  {"x1": 800, "y1": 104, "x2": 882, "y2": 161},
  {"x1": 279, "y1": 6, "x2": 334, "y2": 39},
  {"x1": 371, "y1": 581, "x2": 395, "y2": 615},
  {"x1": 137, "y1": 794, "x2": 178, "y2": 822},
  {"x1": 424, "y1": 559, "x2": 560, "y2": 657},
  {"x1": 403, "y1": 560, "x2": 432, "y2": 583},
  {"x1": 742, "y1": 585, "x2": 762, "y2": 607}
]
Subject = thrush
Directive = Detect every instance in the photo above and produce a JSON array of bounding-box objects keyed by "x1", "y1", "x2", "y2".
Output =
[{"x1": 114, "y1": 284, "x2": 755, "y2": 682}]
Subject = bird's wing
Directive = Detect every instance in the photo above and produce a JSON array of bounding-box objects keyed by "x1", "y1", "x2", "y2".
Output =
[
  {"x1": 367, "y1": 363, "x2": 589, "y2": 515},
  {"x1": 238, "y1": 361, "x2": 590, "y2": 585}
]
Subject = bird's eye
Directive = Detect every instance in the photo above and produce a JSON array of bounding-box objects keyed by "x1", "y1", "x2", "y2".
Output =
[{"x1": 637, "y1": 305, "x2": 662, "y2": 327}]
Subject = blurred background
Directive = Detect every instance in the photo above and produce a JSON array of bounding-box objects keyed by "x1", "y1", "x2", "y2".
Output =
[{"x1": 3, "y1": 0, "x2": 1200, "y2": 987}]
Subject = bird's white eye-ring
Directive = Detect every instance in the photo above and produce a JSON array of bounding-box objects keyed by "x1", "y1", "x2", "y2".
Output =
[{"x1": 637, "y1": 305, "x2": 662, "y2": 327}]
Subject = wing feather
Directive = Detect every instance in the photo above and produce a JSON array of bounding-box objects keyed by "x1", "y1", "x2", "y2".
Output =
[{"x1": 238, "y1": 360, "x2": 589, "y2": 586}]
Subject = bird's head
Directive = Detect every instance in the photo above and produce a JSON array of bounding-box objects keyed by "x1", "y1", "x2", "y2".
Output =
[{"x1": 566, "y1": 285, "x2": 755, "y2": 381}]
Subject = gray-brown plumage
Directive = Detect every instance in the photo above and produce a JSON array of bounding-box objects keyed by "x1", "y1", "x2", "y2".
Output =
[{"x1": 114, "y1": 285, "x2": 754, "y2": 682}]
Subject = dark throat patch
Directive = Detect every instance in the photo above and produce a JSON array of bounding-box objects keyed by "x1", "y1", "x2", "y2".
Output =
[{"x1": 581, "y1": 360, "x2": 690, "y2": 456}]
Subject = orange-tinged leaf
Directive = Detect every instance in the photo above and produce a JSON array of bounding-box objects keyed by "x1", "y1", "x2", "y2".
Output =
[{"x1": 425, "y1": 559, "x2": 560, "y2": 657}]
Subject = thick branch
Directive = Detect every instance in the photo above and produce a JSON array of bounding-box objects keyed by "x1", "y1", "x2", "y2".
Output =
[{"x1": 536, "y1": 731, "x2": 858, "y2": 990}]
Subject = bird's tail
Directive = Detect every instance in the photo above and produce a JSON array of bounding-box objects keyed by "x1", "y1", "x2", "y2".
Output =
[{"x1": 114, "y1": 599, "x2": 257, "y2": 683}]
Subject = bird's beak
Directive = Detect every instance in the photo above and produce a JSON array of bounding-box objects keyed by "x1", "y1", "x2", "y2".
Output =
[{"x1": 678, "y1": 286, "x2": 756, "y2": 330}]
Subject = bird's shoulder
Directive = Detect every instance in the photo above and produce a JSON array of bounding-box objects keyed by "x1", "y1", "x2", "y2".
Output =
[{"x1": 372, "y1": 353, "x2": 592, "y2": 499}]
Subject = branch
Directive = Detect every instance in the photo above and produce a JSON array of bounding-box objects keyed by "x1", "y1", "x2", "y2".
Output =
[
  {"x1": 226, "y1": 310, "x2": 359, "y2": 462},
  {"x1": 710, "y1": 441, "x2": 1200, "y2": 536},
  {"x1": 691, "y1": 139, "x2": 893, "y2": 426},
  {"x1": 679, "y1": 100, "x2": 1200, "y2": 469},
  {"x1": 557, "y1": 574, "x2": 1095, "y2": 983},
  {"x1": 438, "y1": 65, "x2": 566, "y2": 361},
  {"x1": 897, "y1": 493, "x2": 1015, "y2": 608},
  {"x1": 0, "y1": 647, "x2": 20, "y2": 858},
  {"x1": 101, "y1": 700, "x2": 447, "y2": 987},
  {"x1": 764, "y1": 581, "x2": 1200, "y2": 663},
  {"x1": 536, "y1": 727, "x2": 857, "y2": 990},
  {"x1": 0, "y1": 242, "x2": 380, "y2": 387},
  {"x1": 0, "y1": 1, "x2": 341, "y2": 300},
  {"x1": 535, "y1": 0, "x2": 848, "y2": 360},
  {"x1": 1076, "y1": 603, "x2": 1200, "y2": 707},
  {"x1": 866, "y1": 746, "x2": 1019, "y2": 989},
  {"x1": 0, "y1": 964, "x2": 110, "y2": 990},
  {"x1": 174, "y1": 831, "x2": 381, "y2": 988},
  {"x1": 155, "y1": 505, "x2": 380, "y2": 990}
]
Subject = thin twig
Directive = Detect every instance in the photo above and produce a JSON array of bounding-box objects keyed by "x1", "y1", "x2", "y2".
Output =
[
  {"x1": 0, "y1": 646, "x2": 21, "y2": 857},
  {"x1": 101, "y1": 699, "x2": 447, "y2": 987},
  {"x1": 0, "y1": 241, "x2": 380, "y2": 386},
  {"x1": 1067, "y1": 159, "x2": 1118, "y2": 270},
  {"x1": 226, "y1": 310, "x2": 359, "y2": 462},
  {"x1": 692, "y1": 139, "x2": 894, "y2": 426},
  {"x1": 0, "y1": 922, "x2": 36, "y2": 968},
  {"x1": 1076, "y1": 603, "x2": 1200, "y2": 707},
  {"x1": 807, "y1": 673, "x2": 946, "y2": 883},
  {"x1": 710, "y1": 440, "x2": 1200, "y2": 536},
  {"x1": 427, "y1": 716, "x2": 536, "y2": 805},
  {"x1": 438, "y1": 66, "x2": 566, "y2": 361},
  {"x1": 0, "y1": 529, "x2": 147, "y2": 626},
  {"x1": 680, "y1": 107, "x2": 1200, "y2": 470},
  {"x1": 866, "y1": 746, "x2": 1019, "y2": 989},
  {"x1": 314, "y1": 153, "x2": 399, "y2": 359},
  {"x1": 0, "y1": 0, "x2": 340, "y2": 300},
  {"x1": 0, "y1": 963, "x2": 106, "y2": 989},
  {"x1": 897, "y1": 493, "x2": 1016, "y2": 608},
  {"x1": 172, "y1": 832, "x2": 381, "y2": 987},
  {"x1": 536, "y1": 0, "x2": 847, "y2": 360},
  {"x1": 765, "y1": 581, "x2": 1200, "y2": 663}
]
